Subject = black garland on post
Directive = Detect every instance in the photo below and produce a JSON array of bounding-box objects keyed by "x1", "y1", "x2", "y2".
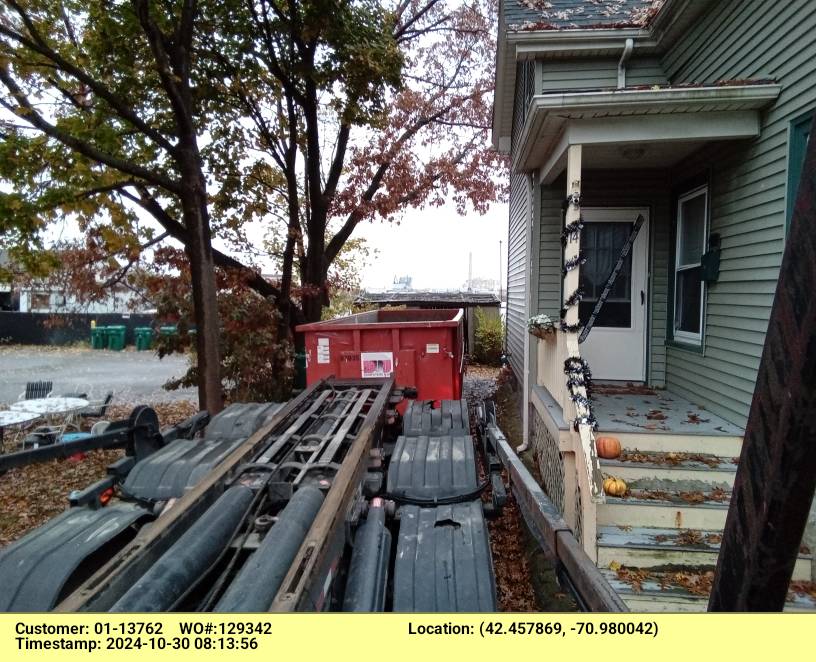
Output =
[
  {"x1": 561, "y1": 187, "x2": 597, "y2": 432},
  {"x1": 560, "y1": 287, "x2": 585, "y2": 319},
  {"x1": 560, "y1": 218, "x2": 585, "y2": 246},
  {"x1": 562, "y1": 252, "x2": 587, "y2": 277}
]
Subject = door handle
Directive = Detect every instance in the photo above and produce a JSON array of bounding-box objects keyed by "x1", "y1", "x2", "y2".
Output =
[{"x1": 640, "y1": 290, "x2": 645, "y2": 305}]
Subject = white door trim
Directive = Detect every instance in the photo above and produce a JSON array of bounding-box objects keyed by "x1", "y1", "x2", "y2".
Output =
[{"x1": 580, "y1": 207, "x2": 650, "y2": 382}]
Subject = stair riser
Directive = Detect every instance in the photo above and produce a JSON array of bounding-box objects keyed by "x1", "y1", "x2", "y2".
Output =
[
  {"x1": 597, "y1": 547, "x2": 814, "y2": 581},
  {"x1": 620, "y1": 595, "x2": 816, "y2": 613},
  {"x1": 601, "y1": 464, "x2": 735, "y2": 487},
  {"x1": 612, "y1": 433, "x2": 742, "y2": 456},
  {"x1": 621, "y1": 595, "x2": 706, "y2": 612},
  {"x1": 598, "y1": 503, "x2": 728, "y2": 530}
]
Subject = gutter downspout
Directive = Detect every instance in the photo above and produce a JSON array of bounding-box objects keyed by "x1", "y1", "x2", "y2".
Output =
[{"x1": 617, "y1": 38, "x2": 634, "y2": 89}]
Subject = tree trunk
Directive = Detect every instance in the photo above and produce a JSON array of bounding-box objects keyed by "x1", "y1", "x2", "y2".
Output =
[{"x1": 179, "y1": 151, "x2": 223, "y2": 415}]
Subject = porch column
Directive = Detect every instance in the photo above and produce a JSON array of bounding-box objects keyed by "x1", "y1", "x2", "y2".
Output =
[{"x1": 562, "y1": 144, "x2": 603, "y2": 560}]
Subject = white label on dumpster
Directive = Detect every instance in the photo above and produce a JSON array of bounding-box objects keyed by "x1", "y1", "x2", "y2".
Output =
[
  {"x1": 317, "y1": 337, "x2": 330, "y2": 364},
  {"x1": 360, "y1": 351, "x2": 394, "y2": 378},
  {"x1": 426, "y1": 343, "x2": 440, "y2": 354}
]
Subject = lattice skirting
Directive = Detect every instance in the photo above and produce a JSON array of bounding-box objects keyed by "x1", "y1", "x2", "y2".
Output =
[{"x1": 529, "y1": 404, "x2": 565, "y2": 516}]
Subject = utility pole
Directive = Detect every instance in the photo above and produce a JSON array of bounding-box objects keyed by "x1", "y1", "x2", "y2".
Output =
[{"x1": 709, "y1": 116, "x2": 816, "y2": 610}]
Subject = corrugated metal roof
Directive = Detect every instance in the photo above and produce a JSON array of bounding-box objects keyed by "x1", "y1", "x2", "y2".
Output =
[
  {"x1": 505, "y1": 0, "x2": 665, "y2": 31},
  {"x1": 356, "y1": 291, "x2": 500, "y2": 306}
]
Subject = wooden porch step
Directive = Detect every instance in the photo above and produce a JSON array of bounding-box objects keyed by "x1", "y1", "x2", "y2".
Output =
[
  {"x1": 606, "y1": 431, "x2": 743, "y2": 456},
  {"x1": 597, "y1": 526, "x2": 814, "y2": 582},
  {"x1": 598, "y1": 569, "x2": 816, "y2": 613},
  {"x1": 600, "y1": 451, "x2": 737, "y2": 489},
  {"x1": 598, "y1": 493, "x2": 730, "y2": 530}
]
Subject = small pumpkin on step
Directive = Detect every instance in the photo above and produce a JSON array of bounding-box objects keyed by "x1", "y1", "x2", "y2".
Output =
[
  {"x1": 596, "y1": 436, "x2": 622, "y2": 459},
  {"x1": 603, "y1": 476, "x2": 628, "y2": 497}
]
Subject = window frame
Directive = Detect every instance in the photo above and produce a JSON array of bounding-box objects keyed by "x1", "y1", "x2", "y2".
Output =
[
  {"x1": 786, "y1": 110, "x2": 814, "y2": 231},
  {"x1": 673, "y1": 185, "x2": 708, "y2": 346}
]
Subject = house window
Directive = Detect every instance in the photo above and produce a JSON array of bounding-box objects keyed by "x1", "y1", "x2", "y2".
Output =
[
  {"x1": 31, "y1": 292, "x2": 50, "y2": 310},
  {"x1": 674, "y1": 186, "x2": 708, "y2": 344},
  {"x1": 787, "y1": 110, "x2": 813, "y2": 229}
]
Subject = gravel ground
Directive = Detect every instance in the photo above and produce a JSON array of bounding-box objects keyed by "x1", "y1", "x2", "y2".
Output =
[
  {"x1": 464, "y1": 363, "x2": 578, "y2": 612},
  {"x1": 463, "y1": 364, "x2": 540, "y2": 611},
  {"x1": 0, "y1": 345, "x2": 196, "y2": 405}
]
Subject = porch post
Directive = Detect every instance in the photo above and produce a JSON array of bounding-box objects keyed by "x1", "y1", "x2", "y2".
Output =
[{"x1": 562, "y1": 144, "x2": 602, "y2": 560}]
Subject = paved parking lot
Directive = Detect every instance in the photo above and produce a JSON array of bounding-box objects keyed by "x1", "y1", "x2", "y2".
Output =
[{"x1": 0, "y1": 346, "x2": 196, "y2": 405}]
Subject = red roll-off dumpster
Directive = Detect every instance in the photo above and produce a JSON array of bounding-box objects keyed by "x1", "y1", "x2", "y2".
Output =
[{"x1": 296, "y1": 308, "x2": 464, "y2": 402}]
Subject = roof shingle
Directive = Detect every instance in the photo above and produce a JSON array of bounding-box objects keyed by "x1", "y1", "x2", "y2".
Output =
[{"x1": 504, "y1": 0, "x2": 665, "y2": 32}]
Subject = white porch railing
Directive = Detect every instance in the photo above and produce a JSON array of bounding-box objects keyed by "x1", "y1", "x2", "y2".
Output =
[{"x1": 532, "y1": 144, "x2": 605, "y2": 559}]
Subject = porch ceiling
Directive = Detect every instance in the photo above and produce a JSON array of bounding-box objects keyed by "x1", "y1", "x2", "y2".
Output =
[{"x1": 512, "y1": 84, "x2": 782, "y2": 181}]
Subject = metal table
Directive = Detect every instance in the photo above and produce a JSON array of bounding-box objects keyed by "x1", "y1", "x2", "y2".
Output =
[
  {"x1": 10, "y1": 397, "x2": 90, "y2": 416},
  {"x1": 0, "y1": 410, "x2": 41, "y2": 452},
  {"x1": 10, "y1": 397, "x2": 90, "y2": 441}
]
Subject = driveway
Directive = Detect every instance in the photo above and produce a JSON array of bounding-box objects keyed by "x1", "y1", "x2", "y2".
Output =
[{"x1": 0, "y1": 346, "x2": 196, "y2": 405}]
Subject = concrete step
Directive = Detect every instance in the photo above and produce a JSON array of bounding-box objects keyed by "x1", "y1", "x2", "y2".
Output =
[
  {"x1": 598, "y1": 568, "x2": 816, "y2": 612},
  {"x1": 608, "y1": 432, "x2": 743, "y2": 456},
  {"x1": 598, "y1": 493, "x2": 730, "y2": 530},
  {"x1": 597, "y1": 526, "x2": 814, "y2": 581},
  {"x1": 600, "y1": 452, "x2": 737, "y2": 489}
]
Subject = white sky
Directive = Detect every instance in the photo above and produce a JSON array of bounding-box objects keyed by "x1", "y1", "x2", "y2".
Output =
[{"x1": 354, "y1": 201, "x2": 509, "y2": 291}]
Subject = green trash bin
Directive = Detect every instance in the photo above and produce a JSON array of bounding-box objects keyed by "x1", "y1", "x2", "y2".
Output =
[
  {"x1": 134, "y1": 327, "x2": 153, "y2": 351},
  {"x1": 91, "y1": 326, "x2": 106, "y2": 350},
  {"x1": 107, "y1": 325, "x2": 127, "y2": 351},
  {"x1": 159, "y1": 325, "x2": 178, "y2": 337}
]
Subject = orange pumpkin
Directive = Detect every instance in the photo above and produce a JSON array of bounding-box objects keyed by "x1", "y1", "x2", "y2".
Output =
[
  {"x1": 596, "y1": 436, "x2": 622, "y2": 459},
  {"x1": 603, "y1": 476, "x2": 628, "y2": 497}
]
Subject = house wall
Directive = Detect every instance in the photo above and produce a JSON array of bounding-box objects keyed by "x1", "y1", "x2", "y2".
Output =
[
  {"x1": 540, "y1": 57, "x2": 668, "y2": 92},
  {"x1": 505, "y1": 61, "x2": 535, "y2": 380},
  {"x1": 659, "y1": 0, "x2": 816, "y2": 426},
  {"x1": 536, "y1": 170, "x2": 671, "y2": 388}
]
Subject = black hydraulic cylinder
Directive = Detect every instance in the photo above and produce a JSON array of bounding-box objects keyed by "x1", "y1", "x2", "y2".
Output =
[
  {"x1": 342, "y1": 505, "x2": 391, "y2": 612},
  {"x1": 110, "y1": 485, "x2": 254, "y2": 612},
  {"x1": 215, "y1": 486, "x2": 324, "y2": 612}
]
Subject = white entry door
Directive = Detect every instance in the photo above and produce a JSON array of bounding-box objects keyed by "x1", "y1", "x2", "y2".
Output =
[{"x1": 578, "y1": 208, "x2": 649, "y2": 381}]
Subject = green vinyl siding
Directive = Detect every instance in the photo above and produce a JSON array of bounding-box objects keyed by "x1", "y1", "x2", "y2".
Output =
[
  {"x1": 660, "y1": 0, "x2": 816, "y2": 427},
  {"x1": 505, "y1": 61, "x2": 536, "y2": 381},
  {"x1": 540, "y1": 57, "x2": 668, "y2": 93},
  {"x1": 537, "y1": 170, "x2": 671, "y2": 387}
]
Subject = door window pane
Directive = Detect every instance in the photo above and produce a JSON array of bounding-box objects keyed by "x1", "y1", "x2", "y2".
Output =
[{"x1": 579, "y1": 222, "x2": 632, "y2": 328}]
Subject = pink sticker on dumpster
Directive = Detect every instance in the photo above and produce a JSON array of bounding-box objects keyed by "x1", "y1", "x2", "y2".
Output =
[{"x1": 360, "y1": 352, "x2": 394, "y2": 378}]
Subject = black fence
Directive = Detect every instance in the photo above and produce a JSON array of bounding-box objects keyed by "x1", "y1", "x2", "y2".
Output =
[{"x1": 0, "y1": 312, "x2": 157, "y2": 346}]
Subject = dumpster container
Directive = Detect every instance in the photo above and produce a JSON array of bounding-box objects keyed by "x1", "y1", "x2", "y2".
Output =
[
  {"x1": 134, "y1": 327, "x2": 153, "y2": 351},
  {"x1": 296, "y1": 308, "x2": 464, "y2": 403},
  {"x1": 107, "y1": 325, "x2": 127, "y2": 351},
  {"x1": 159, "y1": 325, "x2": 178, "y2": 337},
  {"x1": 91, "y1": 326, "x2": 106, "y2": 350}
]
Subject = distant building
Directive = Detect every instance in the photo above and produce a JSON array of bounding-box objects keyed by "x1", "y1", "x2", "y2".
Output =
[{"x1": 355, "y1": 290, "x2": 501, "y2": 354}]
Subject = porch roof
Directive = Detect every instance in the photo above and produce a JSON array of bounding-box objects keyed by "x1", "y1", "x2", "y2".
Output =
[{"x1": 512, "y1": 83, "x2": 781, "y2": 181}]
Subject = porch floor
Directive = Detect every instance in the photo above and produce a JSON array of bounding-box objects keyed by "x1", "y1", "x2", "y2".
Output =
[{"x1": 591, "y1": 386, "x2": 744, "y2": 437}]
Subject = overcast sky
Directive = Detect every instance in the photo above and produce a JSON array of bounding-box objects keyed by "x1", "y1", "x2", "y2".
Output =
[{"x1": 354, "y1": 201, "x2": 509, "y2": 291}]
